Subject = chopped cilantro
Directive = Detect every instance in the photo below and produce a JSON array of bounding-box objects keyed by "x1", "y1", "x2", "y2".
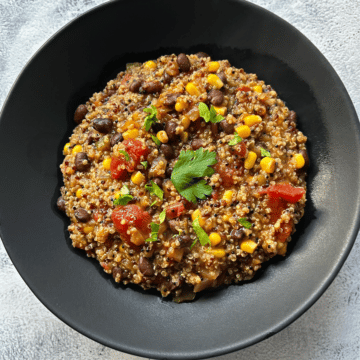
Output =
[
  {"x1": 171, "y1": 148, "x2": 217, "y2": 203},
  {"x1": 113, "y1": 194, "x2": 133, "y2": 206},
  {"x1": 190, "y1": 217, "x2": 211, "y2": 249},
  {"x1": 229, "y1": 133, "x2": 243, "y2": 146},
  {"x1": 151, "y1": 134, "x2": 161, "y2": 146},
  {"x1": 150, "y1": 200, "x2": 158, "y2": 207},
  {"x1": 140, "y1": 161, "x2": 148, "y2": 169},
  {"x1": 143, "y1": 105, "x2": 159, "y2": 131},
  {"x1": 159, "y1": 210, "x2": 166, "y2": 224},
  {"x1": 145, "y1": 180, "x2": 164, "y2": 200},
  {"x1": 238, "y1": 218, "x2": 252, "y2": 229},
  {"x1": 198, "y1": 102, "x2": 224, "y2": 124},
  {"x1": 119, "y1": 150, "x2": 130, "y2": 161},
  {"x1": 260, "y1": 148, "x2": 271, "y2": 157},
  {"x1": 146, "y1": 222, "x2": 160, "y2": 242}
]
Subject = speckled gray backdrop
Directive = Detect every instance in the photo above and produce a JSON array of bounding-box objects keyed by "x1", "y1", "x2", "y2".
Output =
[{"x1": 1, "y1": 0, "x2": 360, "y2": 359}]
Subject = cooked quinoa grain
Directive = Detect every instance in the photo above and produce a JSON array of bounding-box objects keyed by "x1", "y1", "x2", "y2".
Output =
[{"x1": 59, "y1": 54, "x2": 307, "y2": 302}]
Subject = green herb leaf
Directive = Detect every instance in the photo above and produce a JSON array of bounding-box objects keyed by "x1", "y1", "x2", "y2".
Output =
[
  {"x1": 198, "y1": 103, "x2": 224, "y2": 124},
  {"x1": 229, "y1": 133, "x2": 243, "y2": 146},
  {"x1": 171, "y1": 148, "x2": 217, "y2": 203},
  {"x1": 238, "y1": 217, "x2": 252, "y2": 229},
  {"x1": 140, "y1": 161, "x2": 148, "y2": 169},
  {"x1": 150, "y1": 200, "x2": 157, "y2": 207},
  {"x1": 151, "y1": 134, "x2": 161, "y2": 146},
  {"x1": 119, "y1": 150, "x2": 130, "y2": 161},
  {"x1": 159, "y1": 210, "x2": 166, "y2": 224},
  {"x1": 113, "y1": 194, "x2": 133, "y2": 206},
  {"x1": 146, "y1": 222, "x2": 160, "y2": 242},
  {"x1": 260, "y1": 148, "x2": 271, "y2": 157},
  {"x1": 191, "y1": 217, "x2": 211, "y2": 248},
  {"x1": 143, "y1": 105, "x2": 158, "y2": 131},
  {"x1": 145, "y1": 180, "x2": 164, "y2": 200}
]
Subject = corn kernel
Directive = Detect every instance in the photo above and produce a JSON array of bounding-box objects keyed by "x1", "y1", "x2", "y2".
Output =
[
  {"x1": 185, "y1": 82, "x2": 201, "y2": 96},
  {"x1": 144, "y1": 60, "x2": 157, "y2": 69},
  {"x1": 222, "y1": 190, "x2": 233, "y2": 204},
  {"x1": 72, "y1": 145, "x2": 82, "y2": 155},
  {"x1": 253, "y1": 85, "x2": 263, "y2": 93},
  {"x1": 175, "y1": 98, "x2": 188, "y2": 112},
  {"x1": 192, "y1": 209, "x2": 205, "y2": 227},
  {"x1": 235, "y1": 125, "x2": 251, "y2": 138},
  {"x1": 103, "y1": 157, "x2": 112, "y2": 170},
  {"x1": 207, "y1": 61, "x2": 220, "y2": 72},
  {"x1": 213, "y1": 106, "x2": 227, "y2": 116},
  {"x1": 131, "y1": 171, "x2": 145, "y2": 185},
  {"x1": 76, "y1": 189, "x2": 83, "y2": 198},
  {"x1": 277, "y1": 242, "x2": 287, "y2": 256},
  {"x1": 244, "y1": 114, "x2": 262, "y2": 127},
  {"x1": 63, "y1": 143, "x2": 71, "y2": 155},
  {"x1": 181, "y1": 131, "x2": 188, "y2": 143},
  {"x1": 241, "y1": 240, "x2": 257, "y2": 253},
  {"x1": 208, "y1": 249, "x2": 226, "y2": 258},
  {"x1": 244, "y1": 151, "x2": 257, "y2": 169},
  {"x1": 293, "y1": 154, "x2": 305, "y2": 169},
  {"x1": 83, "y1": 226, "x2": 94, "y2": 234},
  {"x1": 123, "y1": 128, "x2": 139, "y2": 140},
  {"x1": 260, "y1": 157, "x2": 276, "y2": 173},
  {"x1": 157, "y1": 130, "x2": 169, "y2": 143},
  {"x1": 207, "y1": 74, "x2": 223, "y2": 89},
  {"x1": 114, "y1": 191, "x2": 121, "y2": 199},
  {"x1": 209, "y1": 233, "x2": 221, "y2": 246},
  {"x1": 181, "y1": 116, "x2": 191, "y2": 129}
]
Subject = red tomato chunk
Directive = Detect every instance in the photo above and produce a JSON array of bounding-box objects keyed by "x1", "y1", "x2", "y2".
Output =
[
  {"x1": 166, "y1": 203, "x2": 185, "y2": 219},
  {"x1": 259, "y1": 183, "x2": 305, "y2": 203}
]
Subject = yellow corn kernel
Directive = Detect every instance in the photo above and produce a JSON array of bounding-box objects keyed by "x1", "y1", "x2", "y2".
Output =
[
  {"x1": 244, "y1": 151, "x2": 257, "y2": 169},
  {"x1": 72, "y1": 145, "x2": 82, "y2": 155},
  {"x1": 114, "y1": 191, "x2": 121, "y2": 199},
  {"x1": 222, "y1": 190, "x2": 233, "y2": 204},
  {"x1": 260, "y1": 157, "x2": 276, "y2": 173},
  {"x1": 207, "y1": 74, "x2": 223, "y2": 89},
  {"x1": 207, "y1": 61, "x2": 220, "y2": 72},
  {"x1": 83, "y1": 226, "x2": 94, "y2": 234},
  {"x1": 253, "y1": 85, "x2": 263, "y2": 93},
  {"x1": 241, "y1": 240, "x2": 257, "y2": 254},
  {"x1": 213, "y1": 106, "x2": 227, "y2": 116},
  {"x1": 131, "y1": 171, "x2": 145, "y2": 185},
  {"x1": 63, "y1": 143, "x2": 71, "y2": 155},
  {"x1": 157, "y1": 130, "x2": 169, "y2": 143},
  {"x1": 235, "y1": 125, "x2": 251, "y2": 138},
  {"x1": 144, "y1": 60, "x2": 157, "y2": 69},
  {"x1": 123, "y1": 128, "x2": 139, "y2": 140},
  {"x1": 103, "y1": 157, "x2": 112, "y2": 170},
  {"x1": 293, "y1": 154, "x2": 305, "y2": 169},
  {"x1": 76, "y1": 189, "x2": 83, "y2": 198},
  {"x1": 244, "y1": 114, "x2": 262, "y2": 127},
  {"x1": 181, "y1": 131, "x2": 188, "y2": 143},
  {"x1": 185, "y1": 82, "x2": 201, "y2": 96},
  {"x1": 191, "y1": 209, "x2": 205, "y2": 227},
  {"x1": 181, "y1": 115, "x2": 191, "y2": 129},
  {"x1": 277, "y1": 242, "x2": 287, "y2": 256},
  {"x1": 175, "y1": 98, "x2": 188, "y2": 112},
  {"x1": 208, "y1": 249, "x2": 226, "y2": 258},
  {"x1": 209, "y1": 233, "x2": 222, "y2": 247}
]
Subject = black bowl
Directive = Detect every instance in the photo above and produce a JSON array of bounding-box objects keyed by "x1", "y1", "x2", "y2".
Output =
[{"x1": 1, "y1": 0, "x2": 359, "y2": 359}]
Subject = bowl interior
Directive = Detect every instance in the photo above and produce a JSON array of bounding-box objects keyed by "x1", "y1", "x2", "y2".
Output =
[{"x1": 0, "y1": 0, "x2": 359, "y2": 359}]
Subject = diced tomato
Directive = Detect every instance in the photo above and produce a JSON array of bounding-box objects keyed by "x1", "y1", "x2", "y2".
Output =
[
  {"x1": 259, "y1": 183, "x2": 305, "y2": 203},
  {"x1": 276, "y1": 220, "x2": 293, "y2": 243},
  {"x1": 211, "y1": 191, "x2": 219, "y2": 201},
  {"x1": 123, "y1": 139, "x2": 149, "y2": 163},
  {"x1": 214, "y1": 160, "x2": 244, "y2": 187},
  {"x1": 237, "y1": 86, "x2": 251, "y2": 92},
  {"x1": 267, "y1": 197, "x2": 287, "y2": 224},
  {"x1": 166, "y1": 203, "x2": 185, "y2": 219},
  {"x1": 234, "y1": 142, "x2": 247, "y2": 158},
  {"x1": 110, "y1": 156, "x2": 127, "y2": 179},
  {"x1": 121, "y1": 73, "x2": 131, "y2": 86},
  {"x1": 111, "y1": 205, "x2": 151, "y2": 244},
  {"x1": 93, "y1": 212, "x2": 100, "y2": 222}
]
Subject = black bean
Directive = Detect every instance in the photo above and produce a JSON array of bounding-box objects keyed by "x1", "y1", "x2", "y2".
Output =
[
  {"x1": 211, "y1": 123, "x2": 219, "y2": 137},
  {"x1": 288, "y1": 110, "x2": 297, "y2": 123},
  {"x1": 152, "y1": 122, "x2": 164, "y2": 133},
  {"x1": 74, "y1": 104, "x2": 88, "y2": 124},
  {"x1": 160, "y1": 144, "x2": 174, "y2": 160},
  {"x1": 93, "y1": 118, "x2": 112, "y2": 133},
  {"x1": 75, "y1": 208, "x2": 91, "y2": 222},
  {"x1": 152, "y1": 177, "x2": 163, "y2": 187},
  {"x1": 57, "y1": 196, "x2": 66, "y2": 212},
  {"x1": 106, "y1": 88, "x2": 116, "y2": 97},
  {"x1": 165, "y1": 121, "x2": 178, "y2": 141},
  {"x1": 166, "y1": 166, "x2": 173, "y2": 178},
  {"x1": 75, "y1": 152, "x2": 90, "y2": 172},
  {"x1": 129, "y1": 79, "x2": 143, "y2": 93},
  {"x1": 139, "y1": 257, "x2": 154, "y2": 276},
  {"x1": 163, "y1": 93, "x2": 181, "y2": 107},
  {"x1": 112, "y1": 267, "x2": 123, "y2": 280},
  {"x1": 110, "y1": 133, "x2": 123, "y2": 147},
  {"x1": 219, "y1": 120, "x2": 234, "y2": 134},
  {"x1": 179, "y1": 235, "x2": 192, "y2": 248},
  {"x1": 196, "y1": 52, "x2": 210, "y2": 59},
  {"x1": 177, "y1": 53, "x2": 191, "y2": 72},
  {"x1": 231, "y1": 229, "x2": 245, "y2": 241},
  {"x1": 300, "y1": 149, "x2": 310, "y2": 170},
  {"x1": 217, "y1": 72, "x2": 227, "y2": 84},
  {"x1": 142, "y1": 81, "x2": 163, "y2": 93},
  {"x1": 208, "y1": 89, "x2": 224, "y2": 106},
  {"x1": 163, "y1": 71, "x2": 172, "y2": 84},
  {"x1": 191, "y1": 139, "x2": 204, "y2": 150},
  {"x1": 168, "y1": 220, "x2": 179, "y2": 233}
]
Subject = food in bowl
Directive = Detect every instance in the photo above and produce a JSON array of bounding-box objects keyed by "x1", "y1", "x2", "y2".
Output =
[{"x1": 58, "y1": 53, "x2": 308, "y2": 301}]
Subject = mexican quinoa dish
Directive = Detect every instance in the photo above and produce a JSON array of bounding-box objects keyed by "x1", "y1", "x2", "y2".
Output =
[{"x1": 58, "y1": 53, "x2": 308, "y2": 302}]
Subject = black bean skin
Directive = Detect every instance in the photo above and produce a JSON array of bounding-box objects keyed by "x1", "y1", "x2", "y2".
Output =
[
  {"x1": 217, "y1": 72, "x2": 227, "y2": 84},
  {"x1": 75, "y1": 152, "x2": 90, "y2": 172},
  {"x1": 57, "y1": 196, "x2": 66, "y2": 212},
  {"x1": 163, "y1": 93, "x2": 181, "y2": 107},
  {"x1": 231, "y1": 229, "x2": 245, "y2": 241},
  {"x1": 142, "y1": 81, "x2": 163, "y2": 93},
  {"x1": 152, "y1": 177, "x2": 163, "y2": 187},
  {"x1": 74, "y1": 104, "x2": 88, "y2": 124},
  {"x1": 93, "y1": 118, "x2": 112, "y2": 133},
  {"x1": 288, "y1": 110, "x2": 297, "y2": 123},
  {"x1": 211, "y1": 123, "x2": 219, "y2": 137},
  {"x1": 139, "y1": 257, "x2": 154, "y2": 276},
  {"x1": 112, "y1": 267, "x2": 123, "y2": 280},
  {"x1": 196, "y1": 52, "x2": 210, "y2": 59},
  {"x1": 208, "y1": 89, "x2": 224, "y2": 106},
  {"x1": 177, "y1": 53, "x2": 191, "y2": 72},
  {"x1": 168, "y1": 220, "x2": 179, "y2": 233},
  {"x1": 179, "y1": 235, "x2": 192, "y2": 248},
  {"x1": 166, "y1": 166, "x2": 173, "y2": 178},
  {"x1": 191, "y1": 139, "x2": 204, "y2": 150},
  {"x1": 75, "y1": 208, "x2": 91, "y2": 222},
  {"x1": 165, "y1": 121, "x2": 178, "y2": 141},
  {"x1": 129, "y1": 79, "x2": 143, "y2": 93},
  {"x1": 110, "y1": 133, "x2": 123, "y2": 147},
  {"x1": 219, "y1": 120, "x2": 234, "y2": 134},
  {"x1": 163, "y1": 71, "x2": 172, "y2": 84},
  {"x1": 160, "y1": 144, "x2": 174, "y2": 159}
]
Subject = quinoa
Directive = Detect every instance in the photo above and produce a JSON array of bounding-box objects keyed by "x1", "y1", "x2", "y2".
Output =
[{"x1": 58, "y1": 53, "x2": 308, "y2": 302}]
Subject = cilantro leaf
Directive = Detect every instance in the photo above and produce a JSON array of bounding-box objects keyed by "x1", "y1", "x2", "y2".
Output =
[
  {"x1": 171, "y1": 148, "x2": 217, "y2": 203},
  {"x1": 141, "y1": 161, "x2": 148, "y2": 169},
  {"x1": 191, "y1": 217, "x2": 211, "y2": 248},
  {"x1": 198, "y1": 102, "x2": 224, "y2": 123},
  {"x1": 229, "y1": 133, "x2": 243, "y2": 146},
  {"x1": 260, "y1": 148, "x2": 271, "y2": 157},
  {"x1": 145, "y1": 180, "x2": 164, "y2": 200},
  {"x1": 146, "y1": 222, "x2": 160, "y2": 242},
  {"x1": 113, "y1": 194, "x2": 133, "y2": 206},
  {"x1": 150, "y1": 200, "x2": 157, "y2": 207},
  {"x1": 151, "y1": 135, "x2": 161, "y2": 146},
  {"x1": 119, "y1": 150, "x2": 130, "y2": 161},
  {"x1": 143, "y1": 105, "x2": 158, "y2": 131},
  {"x1": 159, "y1": 210, "x2": 166, "y2": 224},
  {"x1": 238, "y1": 218, "x2": 252, "y2": 229}
]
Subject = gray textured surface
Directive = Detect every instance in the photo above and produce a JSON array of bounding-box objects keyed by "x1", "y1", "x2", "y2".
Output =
[{"x1": 1, "y1": 0, "x2": 360, "y2": 359}]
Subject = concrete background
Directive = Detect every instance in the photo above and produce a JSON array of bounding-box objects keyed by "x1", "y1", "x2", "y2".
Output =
[{"x1": 1, "y1": 0, "x2": 360, "y2": 359}]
